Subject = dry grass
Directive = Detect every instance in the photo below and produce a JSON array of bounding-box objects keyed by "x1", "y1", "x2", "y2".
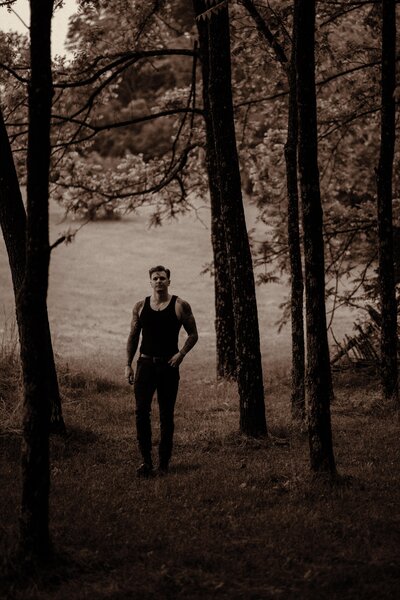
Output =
[
  {"x1": 1, "y1": 361, "x2": 399, "y2": 599},
  {"x1": 1, "y1": 200, "x2": 359, "y2": 374},
  {"x1": 0, "y1": 321, "x2": 22, "y2": 435},
  {"x1": 1, "y1": 202, "x2": 398, "y2": 598}
]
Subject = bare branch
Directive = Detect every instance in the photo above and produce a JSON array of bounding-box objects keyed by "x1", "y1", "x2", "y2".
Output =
[
  {"x1": 166, "y1": 42, "x2": 199, "y2": 175},
  {"x1": 53, "y1": 48, "x2": 197, "y2": 88},
  {"x1": 0, "y1": 62, "x2": 29, "y2": 84},
  {"x1": 51, "y1": 107, "x2": 204, "y2": 135},
  {"x1": 135, "y1": 0, "x2": 165, "y2": 43},
  {"x1": 240, "y1": 0, "x2": 288, "y2": 67}
]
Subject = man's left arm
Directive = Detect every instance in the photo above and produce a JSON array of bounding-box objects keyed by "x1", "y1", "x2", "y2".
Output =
[{"x1": 168, "y1": 299, "x2": 199, "y2": 367}]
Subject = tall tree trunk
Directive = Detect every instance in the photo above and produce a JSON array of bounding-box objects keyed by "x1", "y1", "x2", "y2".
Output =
[
  {"x1": 195, "y1": 9, "x2": 236, "y2": 380},
  {"x1": 194, "y1": 0, "x2": 267, "y2": 436},
  {"x1": 376, "y1": 0, "x2": 398, "y2": 403},
  {"x1": 0, "y1": 105, "x2": 66, "y2": 436},
  {"x1": 208, "y1": 148, "x2": 237, "y2": 380},
  {"x1": 285, "y1": 34, "x2": 305, "y2": 421},
  {"x1": 241, "y1": 0, "x2": 305, "y2": 419},
  {"x1": 17, "y1": 0, "x2": 55, "y2": 560},
  {"x1": 295, "y1": 0, "x2": 336, "y2": 473}
]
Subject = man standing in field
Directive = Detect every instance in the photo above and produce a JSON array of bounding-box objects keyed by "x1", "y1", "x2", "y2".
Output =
[{"x1": 125, "y1": 265, "x2": 199, "y2": 477}]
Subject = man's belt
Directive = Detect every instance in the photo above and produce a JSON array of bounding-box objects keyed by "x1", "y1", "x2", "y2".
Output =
[{"x1": 139, "y1": 354, "x2": 170, "y2": 363}]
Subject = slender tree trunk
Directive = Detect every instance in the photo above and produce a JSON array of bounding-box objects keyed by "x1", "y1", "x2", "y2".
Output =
[
  {"x1": 17, "y1": 0, "x2": 55, "y2": 559},
  {"x1": 376, "y1": 0, "x2": 398, "y2": 403},
  {"x1": 0, "y1": 105, "x2": 66, "y2": 435},
  {"x1": 285, "y1": 10, "x2": 305, "y2": 421},
  {"x1": 295, "y1": 0, "x2": 336, "y2": 473},
  {"x1": 194, "y1": 0, "x2": 267, "y2": 436},
  {"x1": 209, "y1": 150, "x2": 237, "y2": 380},
  {"x1": 241, "y1": 0, "x2": 305, "y2": 419},
  {"x1": 285, "y1": 88, "x2": 305, "y2": 420},
  {"x1": 195, "y1": 9, "x2": 236, "y2": 380}
]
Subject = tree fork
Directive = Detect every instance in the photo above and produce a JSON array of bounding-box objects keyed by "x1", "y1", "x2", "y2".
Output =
[
  {"x1": 195, "y1": 0, "x2": 267, "y2": 436},
  {"x1": 242, "y1": 0, "x2": 306, "y2": 420}
]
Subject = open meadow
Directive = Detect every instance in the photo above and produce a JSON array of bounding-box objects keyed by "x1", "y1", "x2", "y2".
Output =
[
  {"x1": 1, "y1": 202, "x2": 399, "y2": 598},
  {"x1": 0, "y1": 199, "x2": 357, "y2": 377}
]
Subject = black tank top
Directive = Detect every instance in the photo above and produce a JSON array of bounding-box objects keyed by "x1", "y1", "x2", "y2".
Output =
[{"x1": 139, "y1": 295, "x2": 181, "y2": 357}]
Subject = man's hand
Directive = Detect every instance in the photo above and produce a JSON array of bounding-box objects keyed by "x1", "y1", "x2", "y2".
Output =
[
  {"x1": 125, "y1": 365, "x2": 134, "y2": 385},
  {"x1": 168, "y1": 352, "x2": 184, "y2": 368}
]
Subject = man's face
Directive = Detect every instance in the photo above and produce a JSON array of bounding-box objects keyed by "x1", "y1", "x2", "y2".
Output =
[{"x1": 150, "y1": 271, "x2": 170, "y2": 292}]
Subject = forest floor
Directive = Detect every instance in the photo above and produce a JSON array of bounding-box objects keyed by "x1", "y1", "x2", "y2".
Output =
[
  {"x1": 1, "y1": 202, "x2": 398, "y2": 597},
  {"x1": 1, "y1": 359, "x2": 399, "y2": 599}
]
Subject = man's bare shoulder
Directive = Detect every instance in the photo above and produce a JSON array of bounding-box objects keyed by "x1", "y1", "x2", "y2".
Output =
[
  {"x1": 175, "y1": 297, "x2": 193, "y2": 315},
  {"x1": 133, "y1": 299, "x2": 145, "y2": 310},
  {"x1": 132, "y1": 299, "x2": 145, "y2": 316}
]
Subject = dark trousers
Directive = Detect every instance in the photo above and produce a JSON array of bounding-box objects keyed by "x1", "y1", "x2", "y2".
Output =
[{"x1": 134, "y1": 358, "x2": 180, "y2": 466}]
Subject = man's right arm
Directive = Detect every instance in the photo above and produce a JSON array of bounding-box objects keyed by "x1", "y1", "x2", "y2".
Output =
[{"x1": 125, "y1": 300, "x2": 143, "y2": 384}]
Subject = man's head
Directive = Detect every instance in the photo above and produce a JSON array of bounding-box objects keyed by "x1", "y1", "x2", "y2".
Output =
[
  {"x1": 149, "y1": 265, "x2": 170, "y2": 280},
  {"x1": 149, "y1": 265, "x2": 171, "y2": 293}
]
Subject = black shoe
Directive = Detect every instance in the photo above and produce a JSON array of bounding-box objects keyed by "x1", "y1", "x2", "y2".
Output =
[{"x1": 136, "y1": 462, "x2": 154, "y2": 478}]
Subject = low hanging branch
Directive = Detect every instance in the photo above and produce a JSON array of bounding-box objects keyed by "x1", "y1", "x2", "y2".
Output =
[
  {"x1": 54, "y1": 48, "x2": 197, "y2": 89},
  {"x1": 50, "y1": 107, "x2": 204, "y2": 147},
  {"x1": 0, "y1": 49, "x2": 197, "y2": 89},
  {"x1": 6, "y1": 107, "x2": 204, "y2": 149}
]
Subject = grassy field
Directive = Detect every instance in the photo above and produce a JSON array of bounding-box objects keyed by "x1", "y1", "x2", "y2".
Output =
[
  {"x1": 1, "y1": 201, "x2": 399, "y2": 599},
  {"x1": 1, "y1": 362, "x2": 399, "y2": 599},
  {"x1": 0, "y1": 199, "x2": 357, "y2": 376}
]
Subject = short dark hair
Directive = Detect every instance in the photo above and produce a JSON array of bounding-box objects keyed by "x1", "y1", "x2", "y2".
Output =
[{"x1": 149, "y1": 265, "x2": 170, "y2": 279}]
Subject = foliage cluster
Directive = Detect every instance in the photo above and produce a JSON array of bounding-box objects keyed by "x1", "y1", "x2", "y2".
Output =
[
  {"x1": 2, "y1": 1, "x2": 398, "y2": 297},
  {"x1": 240, "y1": 4, "x2": 399, "y2": 278}
]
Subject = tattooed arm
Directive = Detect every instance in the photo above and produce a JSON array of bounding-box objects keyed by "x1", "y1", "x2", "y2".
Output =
[
  {"x1": 179, "y1": 299, "x2": 199, "y2": 356},
  {"x1": 125, "y1": 300, "x2": 144, "y2": 384},
  {"x1": 168, "y1": 298, "x2": 199, "y2": 368}
]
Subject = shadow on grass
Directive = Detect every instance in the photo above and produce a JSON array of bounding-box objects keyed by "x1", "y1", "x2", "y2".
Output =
[
  {"x1": 0, "y1": 544, "x2": 125, "y2": 600},
  {"x1": 170, "y1": 462, "x2": 201, "y2": 475},
  {"x1": 0, "y1": 425, "x2": 101, "y2": 463},
  {"x1": 50, "y1": 425, "x2": 100, "y2": 460},
  {"x1": 195, "y1": 429, "x2": 295, "y2": 456},
  {"x1": 0, "y1": 431, "x2": 21, "y2": 461},
  {"x1": 307, "y1": 560, "x2": 400, "y2": 598},
  {"x1": 58, "y1": 367, "x2": 125, "y2": 401}
]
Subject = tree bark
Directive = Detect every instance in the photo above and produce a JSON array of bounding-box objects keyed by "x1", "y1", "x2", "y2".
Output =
[
  {"x1": 195, "y1": 8, "x2": 236, "y2": 380},
  {"x1": 0, "y1": 105, "x2": 66, "y2": 436},
  {"x1": 208, "y1": 146, "x2": 237, "y2": 381},
  {"x1": 17, "y1": 0, "x2": 55, "y2": 560},
  {"x1": 194, "y1": 0, "x2": 267, "y2": 436},
  {"x1": 295, "y1": 0, "x2": 336, "y2": 473},
  {"x1": 285, "y1": 8, "x2": 306, "y2": 421},
  {"x1": 376, "y1": 0, "x2": 398, "y2": 403},
  {"x1": 241, "y1": 0, "x2": 305, "y2": 420}
]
